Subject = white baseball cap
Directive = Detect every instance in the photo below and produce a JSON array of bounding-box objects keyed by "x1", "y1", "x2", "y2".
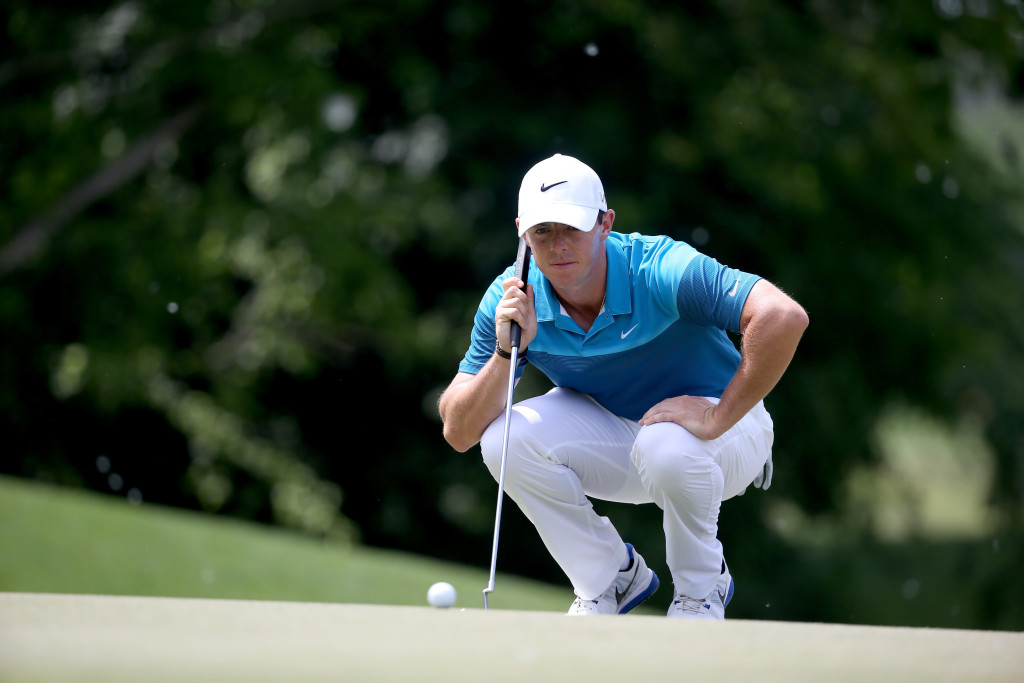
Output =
[{"x1": 517, "y1": 154, "x2": 607, "y2": 237}]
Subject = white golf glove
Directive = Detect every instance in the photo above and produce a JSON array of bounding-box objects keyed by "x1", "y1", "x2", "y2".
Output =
[{"x1": 751, "y1": 454, "x2": 773, "y2": 491}]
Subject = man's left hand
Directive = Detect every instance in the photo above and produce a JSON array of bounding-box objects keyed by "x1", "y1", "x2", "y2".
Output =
[{"x1": 638, "y1": 396, "x2": 726, "y2": 441}]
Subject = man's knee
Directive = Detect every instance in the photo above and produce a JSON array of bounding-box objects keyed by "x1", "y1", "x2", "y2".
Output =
[
  {"x1": 632, "y1": 422, "x2": 715, "y2": 485},
  {"x1": 479, "y1": 416, "x2": 506, "y2": 478},
  {"x1": 479, "y1": 410, "x2": 536, "y2": 480}
]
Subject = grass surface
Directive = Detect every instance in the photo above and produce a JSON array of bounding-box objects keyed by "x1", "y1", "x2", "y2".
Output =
[
  {"x1": 2, "y1": 593, "x2": 1021, "y2": 682},
  {"x1": 0, "y1": 475, "x2": 569, "y2": 611},
  {"x1": 3, "y1": 476, "x2": 1021, "y2": 681}
]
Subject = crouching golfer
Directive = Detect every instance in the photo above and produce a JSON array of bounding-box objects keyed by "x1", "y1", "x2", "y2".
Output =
[{"x1": 439, "y1": 154, "x2": 808, "y2": 618}]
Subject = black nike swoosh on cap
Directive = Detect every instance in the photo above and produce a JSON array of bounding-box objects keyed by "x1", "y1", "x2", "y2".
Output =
[{"x1": 540, "y1": 181, "x2": 568, "y2": 192}]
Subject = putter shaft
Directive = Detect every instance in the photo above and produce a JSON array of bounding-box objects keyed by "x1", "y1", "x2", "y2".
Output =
[{"x1": 482, "y1": 344, "x2": 519, "y2": 610}]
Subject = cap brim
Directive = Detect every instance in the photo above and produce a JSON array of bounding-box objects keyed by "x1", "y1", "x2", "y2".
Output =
[{"x1": 517, "y1": 205, "x2": 598, "y2": 237}]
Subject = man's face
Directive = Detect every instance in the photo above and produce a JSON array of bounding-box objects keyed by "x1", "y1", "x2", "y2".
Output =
[{"x1": 523, "y1": 216, "x2": 610, "y2": 294}]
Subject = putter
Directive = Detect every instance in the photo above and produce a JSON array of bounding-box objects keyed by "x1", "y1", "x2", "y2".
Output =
[{"x1": 482, "y1": 238, "x2": 532, "y2": 610}]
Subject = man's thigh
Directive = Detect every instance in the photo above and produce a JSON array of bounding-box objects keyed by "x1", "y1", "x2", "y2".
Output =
[
  {"x1": 512, "y1": 387, "x2": 651, "y2": 504},
  {"x1": 627, "y1": 398, "x2": 774, "y2": 502}
]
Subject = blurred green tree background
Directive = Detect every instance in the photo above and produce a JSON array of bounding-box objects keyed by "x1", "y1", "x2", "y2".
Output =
[{"x1": 2, "y1": 0, "x2": 1021, "y2": 629}]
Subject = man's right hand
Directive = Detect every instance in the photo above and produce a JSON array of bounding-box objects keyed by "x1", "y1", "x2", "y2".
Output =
[{"x1": 495, "y1": 276, "x2": 536, "y2": 353}]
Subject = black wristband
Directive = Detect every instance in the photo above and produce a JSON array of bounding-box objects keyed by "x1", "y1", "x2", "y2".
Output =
[{"x1": 495, "y1": 341, "x2": 526, "y2": 360}]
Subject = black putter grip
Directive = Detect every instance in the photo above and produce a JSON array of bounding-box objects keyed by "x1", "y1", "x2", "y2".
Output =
[{"x1": 509, "y1": 239, "x2": 532, "y2": 350}]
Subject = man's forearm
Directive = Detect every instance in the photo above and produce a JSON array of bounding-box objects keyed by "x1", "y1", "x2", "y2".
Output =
[
  {"x1": 714, "y1": 299, "x2": 808, "y2": 434},
  {"x1": 439, "y1": 357, "x2": 518, "y2": 452}
]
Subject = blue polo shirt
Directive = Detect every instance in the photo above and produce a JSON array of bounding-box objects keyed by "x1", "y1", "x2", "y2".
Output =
[{"x1": 458, "y1": 232, "x2": 760, "y2": 421}]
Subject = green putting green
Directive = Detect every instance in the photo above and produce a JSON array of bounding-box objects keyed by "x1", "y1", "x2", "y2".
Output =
[{"x1": 1, "y1": 592, "x2": 1021, "y2": 682}]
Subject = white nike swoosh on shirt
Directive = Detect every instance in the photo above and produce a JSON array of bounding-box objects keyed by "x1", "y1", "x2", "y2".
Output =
[
  {"x1": 727, "y1": 278, "x2": 740, "y2": 297},
  {"x1": 621, "y1": 324, "x2": 640, "y2": 339}
]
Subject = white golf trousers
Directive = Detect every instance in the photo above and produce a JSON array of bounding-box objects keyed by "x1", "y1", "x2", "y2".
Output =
[{"x1": 480, "y1": 387, "x2": 774, "y2": 601}]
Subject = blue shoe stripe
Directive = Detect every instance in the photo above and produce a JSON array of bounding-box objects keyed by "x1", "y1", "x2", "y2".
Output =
[
  {"x1": 723, "y1": 578, "x2": 735, "y2": 607},
  {"x1": 623, "y1": 542, "x2": 635, "y2": 569}
]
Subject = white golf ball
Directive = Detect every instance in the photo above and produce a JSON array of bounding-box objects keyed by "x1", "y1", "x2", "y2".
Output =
[{"x1": 427, "y1": 581, "x2": 457, "y2": 608}]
